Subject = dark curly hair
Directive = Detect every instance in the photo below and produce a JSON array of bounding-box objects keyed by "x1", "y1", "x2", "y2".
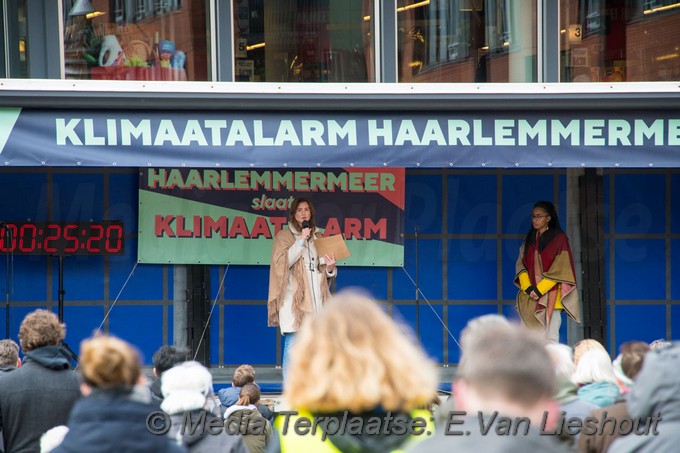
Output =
[{"x1": 18, "y1": 309, "x2": 65, "y2": 352}]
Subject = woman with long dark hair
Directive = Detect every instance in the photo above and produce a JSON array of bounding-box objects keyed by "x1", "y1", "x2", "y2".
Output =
[
  {"x1": 267, "y1": 198, "x2": 337, "y2": 379},
  {"x1": 514, "y1": 201, "x2": 580, "y2": 342}
]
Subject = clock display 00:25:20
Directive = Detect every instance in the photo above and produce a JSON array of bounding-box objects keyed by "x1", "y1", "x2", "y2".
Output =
[{"x1": 0, "y1": 221, "x2": 124, "y2": 255}]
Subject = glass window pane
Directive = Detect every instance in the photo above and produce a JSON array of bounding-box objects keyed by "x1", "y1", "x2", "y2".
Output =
[
  {"x1": 560, "y1": 0, "x2": 680, "y2": 82},
  {"x1": 234, "y1": 0, "x2": 375, "y2": 82},
  {"x1": 3, "y1": 0, "x2": 29, "y2": 78},
  {"x1": 398, "y1": 0, "x2": 536, "y2": 82},
  {"x1": 63, "y1": 0, "x2": 210, "y2": 81}
]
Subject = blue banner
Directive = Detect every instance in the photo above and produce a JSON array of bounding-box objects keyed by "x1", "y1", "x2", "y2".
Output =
[{"x1": 1, "y1": 107, "x2": 679, "y2": 167}]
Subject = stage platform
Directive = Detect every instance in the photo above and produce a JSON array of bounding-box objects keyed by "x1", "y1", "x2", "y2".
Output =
[{"x1": 199, "y1": 365, "x2": 459, "y2": 395}]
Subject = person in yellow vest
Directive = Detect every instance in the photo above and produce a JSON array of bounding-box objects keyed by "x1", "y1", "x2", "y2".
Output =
[
  {"x1": 515, "y1": 201, "x2": 581, "y2": 343},
  {"x1": 269, "y1": 291, "x2": 438, "y2": 453}
]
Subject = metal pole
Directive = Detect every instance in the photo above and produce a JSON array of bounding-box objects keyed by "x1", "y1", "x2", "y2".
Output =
[
  {"x1": 415, "y1": 226, "x2": 420, "y2": 340},
  {"x1": 173, "y1": 264, "x2": 188, "y2": 349},
  {"x1": 56, "y1": 255, "x2": 78, "y2": 363},
  {"x1": 5, "y1": 227, "x2": 10, "y2": 339},
  {"x1": 58, "y1": 255, "x2": 65, "y2": 322}
]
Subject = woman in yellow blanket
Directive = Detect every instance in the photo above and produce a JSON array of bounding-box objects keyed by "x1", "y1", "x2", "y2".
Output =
[{"x1": 515, "y1": 201, "x2": 580, "y2": 343}]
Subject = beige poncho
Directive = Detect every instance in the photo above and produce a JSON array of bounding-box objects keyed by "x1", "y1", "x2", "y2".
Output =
[{"x1": 267, "y1": 226, "x2": 333, "y2": 330}]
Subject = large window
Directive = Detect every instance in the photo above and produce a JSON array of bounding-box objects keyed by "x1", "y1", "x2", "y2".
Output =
[
  {"x1": 398, "y1": 0, "x2": 536, "y2": 82},
  {"x1": 233, "y1": 0, "x2": 374, "y2": 82},
  {"x1": 63, "y1": 0, "x2": 210, "y2": 81},
  {"x1": 4, "y1": 1, "x2": 29, "y2": 78},
  {"x1": 561, "y1": 0, "x2": 680, "y2": 82}
]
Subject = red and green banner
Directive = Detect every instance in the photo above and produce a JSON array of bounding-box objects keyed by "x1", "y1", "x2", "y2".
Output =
[{"x1": 138, "y1": 168, "x2": 405, "y2": 266}]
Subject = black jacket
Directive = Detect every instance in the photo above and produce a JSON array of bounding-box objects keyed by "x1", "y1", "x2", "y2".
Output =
[
  {"x1": 53, "y1": 389, "x2": 186, "y2": 453},
  {"x1": 0, "y1": 345, "x2": 80, "y2": 453}
]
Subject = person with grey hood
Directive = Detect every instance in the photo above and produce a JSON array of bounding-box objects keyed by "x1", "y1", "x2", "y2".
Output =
[
  {"x1": 608, "y1": 343, "x2": 676, "y2": 453},
  {"x1": 409, "y1": 323, "x2": 571, "y2": 453},
  {"x1": 0, "y1": 339, "x2": 21, "y2": 453},
  {"x1": 162, "y1": 361, "x2": 248, "y2": 453},
  {"x1": 0, "y1": 339, "x2": 21, "y2": 374},
  {"x1": 0, "y1": 310, "x2": 80, "y2": 453}
]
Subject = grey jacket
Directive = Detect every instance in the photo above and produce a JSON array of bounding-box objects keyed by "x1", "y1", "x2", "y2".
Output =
[
  {"x1": 167, "y1": 410, "x2": 248, "y2": 453},
  {"x1": 408, "y1": 414, "x2": 572, "y2": 453},
  {"x1": 609, "y1": 343, "x2": 679, "y2": 453},
  {"x1": 0, "y1": 345, "x2": 80, "y2": 453}
]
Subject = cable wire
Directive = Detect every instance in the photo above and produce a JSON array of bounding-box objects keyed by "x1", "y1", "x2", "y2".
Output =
[
  {"x1": 93, "y1": 261, "x2": 139, "y2": 337},
  {"x1": 400, "y1": 266, "x2": 462, "y2": 351}
]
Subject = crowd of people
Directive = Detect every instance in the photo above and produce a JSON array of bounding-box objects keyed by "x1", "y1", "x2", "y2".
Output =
[{"x1": 0, "y1": 296, "x2": 676, "y2": 453}]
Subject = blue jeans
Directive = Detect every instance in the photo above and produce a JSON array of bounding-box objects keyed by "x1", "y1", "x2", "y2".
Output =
[{"x1": 282, "y1": 332, "x2": 296, "y2": 382}]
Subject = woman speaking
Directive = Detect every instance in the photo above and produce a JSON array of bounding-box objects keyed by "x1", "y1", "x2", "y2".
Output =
[
  {"x1": 515, "y1": 200, "x2": 580, "y2": 343},
  {"x1": 267, "y1": 198, "x2": 337, "y2": 379}
]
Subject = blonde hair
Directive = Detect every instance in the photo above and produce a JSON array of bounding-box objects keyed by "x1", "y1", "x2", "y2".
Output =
[
  {"x1": 285, "y1": 291, "x2": 438, "y2": 412},
  {"x1": 573, "y1": 339, "x2": 606, "y2": 368},
  {"x1": 80, "y1": 336, "x2": 141, "y2": 389},
  {"x1": 572, "y1": 348, "x2": 617, "y2": 385},
  {"x1": 232, "y1": 364, "x2": 255, "y2": 387}
]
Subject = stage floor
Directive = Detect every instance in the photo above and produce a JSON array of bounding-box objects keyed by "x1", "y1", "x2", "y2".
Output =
[{"x1": 201, "y1": 365, "x2": 459, "y2": 395}]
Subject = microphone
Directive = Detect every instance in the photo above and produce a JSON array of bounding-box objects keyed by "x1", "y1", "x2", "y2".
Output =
[
  {"x1": 301, "y1": 220, "x2": 313, "y2": 269},
  {"x1": 301, "y1": 220, "x2": 310, "y2": 239}
]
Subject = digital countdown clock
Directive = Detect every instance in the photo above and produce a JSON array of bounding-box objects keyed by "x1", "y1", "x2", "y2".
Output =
[{"x1": 0, "y1": 221, "x2": 124, "y2": 255}]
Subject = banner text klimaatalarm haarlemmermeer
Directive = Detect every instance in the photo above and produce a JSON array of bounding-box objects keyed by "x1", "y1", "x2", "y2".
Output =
[
  {"x1": 56, "y1": 117, "x2": 680, "y2": 148},
  {"x1": 2, "y1": 108, "x2": 680, "y2": 167}
]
